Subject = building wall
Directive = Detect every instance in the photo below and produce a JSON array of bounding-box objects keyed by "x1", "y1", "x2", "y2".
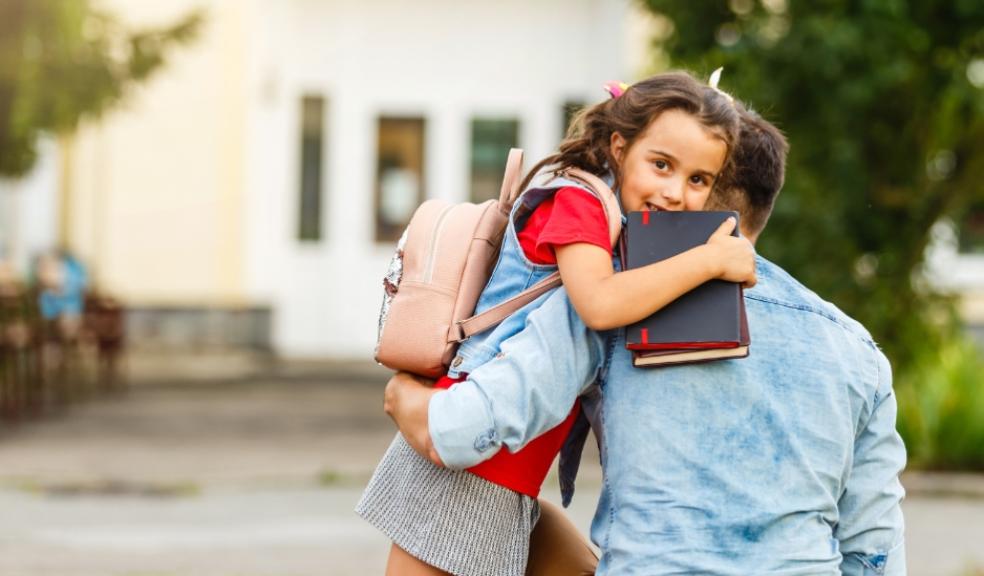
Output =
[
  {"x1": 926, "y1": 220, "x2": 984, "y2": 347},
  {"x1": 0, "y1": 139, "x2": 59, "y2": 275},
  {"x1": 248, "y1": 0, "x2": 638, "y2": 357},
  {"x1": 67, "y1": 0, "x2": 251, "y2": 305},
  {"x1": 40, "y1": 0, "x2": 984, "y2": 358},
  {"x1": 58, "y1": 0, "x2": 673, "y2": 358}
]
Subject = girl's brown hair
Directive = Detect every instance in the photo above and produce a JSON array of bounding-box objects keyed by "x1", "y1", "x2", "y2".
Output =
[{"x1": 520, "y1": 71, "x2": 740, "y2": 191}]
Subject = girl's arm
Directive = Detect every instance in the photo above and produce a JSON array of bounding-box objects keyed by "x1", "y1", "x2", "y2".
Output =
[{"x1": 555, "y1": 217, "x2": 756, "y2": 331}]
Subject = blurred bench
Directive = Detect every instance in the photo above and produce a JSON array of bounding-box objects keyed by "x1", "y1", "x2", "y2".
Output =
[
  {"x1": 83, "y1": 292, "x2": 126, "y2": 392},
  {"x1": 0, "y1": 286, "x2": 43, "y2": 421},
  {"x1": 0, "y1": 286, "x2": 126, "y2": 426}
]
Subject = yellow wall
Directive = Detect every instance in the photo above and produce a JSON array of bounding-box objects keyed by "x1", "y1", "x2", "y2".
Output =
[
  {"x1": 66, "y1": 0, "x2": 250, "y2": 306},
  {"x1": 962, "y1": 292, "x2": 984, "y2": 324}
]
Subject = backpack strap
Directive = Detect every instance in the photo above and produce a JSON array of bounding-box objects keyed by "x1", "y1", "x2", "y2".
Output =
[
  {"x1": 498, "y1": 148, "x2": 525, "y2": 214},
  {"x1": 451, "y1": 169, "x2": 624, "y2": 343},
  {"x1": 451, "y1": 271, "x2": 562, "y2": 342}
]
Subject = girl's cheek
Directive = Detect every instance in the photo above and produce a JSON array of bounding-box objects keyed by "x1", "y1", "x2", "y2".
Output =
[{"x1": 687, "y1": 192, "x2": 709, "y2": 211}]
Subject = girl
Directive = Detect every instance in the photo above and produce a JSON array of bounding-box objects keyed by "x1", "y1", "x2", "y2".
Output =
[{"x1": 357, "y1": 71, "x2": 755, "y2": 576}]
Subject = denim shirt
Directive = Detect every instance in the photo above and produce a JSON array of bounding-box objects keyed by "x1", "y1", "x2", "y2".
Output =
[{"x1": 428, "y1": 256, "x2": 907, "y2": 575}]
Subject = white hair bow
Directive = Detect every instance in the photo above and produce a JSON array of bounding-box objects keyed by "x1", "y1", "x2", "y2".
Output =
[{"x1": 708, "y1": 67, "x2": 735, "y2": 103}]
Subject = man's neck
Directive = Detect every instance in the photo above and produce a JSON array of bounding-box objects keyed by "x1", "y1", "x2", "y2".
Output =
[{"x1": 741, "y1": 227, "x2": 759, "y2": 245}]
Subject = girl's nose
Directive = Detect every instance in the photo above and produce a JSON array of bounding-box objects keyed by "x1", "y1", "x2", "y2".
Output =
[{"x1": 660, "y1": 179, "x2": 686, "y2": 205}]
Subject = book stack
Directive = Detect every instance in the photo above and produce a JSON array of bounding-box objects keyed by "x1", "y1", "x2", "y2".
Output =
[{"x1": 622, "y1": 211, "x2": 750, "y2": 367}]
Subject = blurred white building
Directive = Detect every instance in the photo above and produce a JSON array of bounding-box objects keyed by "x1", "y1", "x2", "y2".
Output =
[
  {"x1": 927, "y1": 220, "x2": 984, "y2": 344},
  {"x1": 5, "y1": 0, "x2": 982, "y2": 357},
  {"x1": 7, "y1": 0, "x2": 661, "y2": 357}
]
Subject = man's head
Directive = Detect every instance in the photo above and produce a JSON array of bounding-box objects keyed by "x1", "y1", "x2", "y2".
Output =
[{"x1": 705, "y1": 104, "x2": 789, "y2": 242}]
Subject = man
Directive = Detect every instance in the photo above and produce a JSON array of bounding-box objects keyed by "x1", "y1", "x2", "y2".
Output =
[{"x1": 386, "y1": 109, "x2": 907, "y2": 575}]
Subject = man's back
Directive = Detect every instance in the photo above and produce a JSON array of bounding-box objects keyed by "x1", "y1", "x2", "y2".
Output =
[{"x1": 593, "y1": 256, "x2": 906, "y2": 575}]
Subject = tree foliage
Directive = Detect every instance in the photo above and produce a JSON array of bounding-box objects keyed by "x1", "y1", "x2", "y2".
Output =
[
  {"x1": 641, "y1": 0, "x2": 984, "y2": 370},
  {"x1": 0, "y1": 0, "x2": 203, "y2": 177}
]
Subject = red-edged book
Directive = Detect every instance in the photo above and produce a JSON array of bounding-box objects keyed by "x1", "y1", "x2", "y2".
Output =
[{"x1": 621, "y1": 211, "x2": 750, "y2": 367}]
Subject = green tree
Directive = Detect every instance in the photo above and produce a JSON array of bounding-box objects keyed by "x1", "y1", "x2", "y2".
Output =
[
  {"x1": 0, "y1": 0, "x2": 203, "y2": 177},
  {"x1": 640, "y1": 0, "x2": 984, "y2": 372}
]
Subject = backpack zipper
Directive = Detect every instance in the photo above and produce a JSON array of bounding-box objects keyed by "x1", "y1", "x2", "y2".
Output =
[{"x1": 423, "y1": 204, "x2": 455, "y2": 283}]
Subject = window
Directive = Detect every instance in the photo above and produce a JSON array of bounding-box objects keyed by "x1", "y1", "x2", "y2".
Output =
[
  {"x1": 298, "y1": 95, "x2": 325, "y2": 242},
  {"x1": 469, "y1": 118, "x2": 520, "y2": 203},
  {"x1": 375, "y1": 117, "x2": 426, "y2": 243},
  {"x1": 562, "y1": 101, "x2": 586, "y2": 139},
  {"x1": 958, "y1": 203, "x2": 984, "y2": 254}
]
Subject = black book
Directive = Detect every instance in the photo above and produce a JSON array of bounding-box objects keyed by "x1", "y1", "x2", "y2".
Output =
[
  {"x1": 632, "y1": 303, "x2": 749, "y2": 367},
  {"x1": 621, "y1": 211, "x2": 750, "y2": 367}
]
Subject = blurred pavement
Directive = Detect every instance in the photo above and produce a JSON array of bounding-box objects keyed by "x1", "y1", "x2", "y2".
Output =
[{"x1": 0, "y1": 352, "x2": 981, "y2": 576}]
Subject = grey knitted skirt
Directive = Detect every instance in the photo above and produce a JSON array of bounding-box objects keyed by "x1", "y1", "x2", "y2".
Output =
[{"x1": 356, "y1": 433, "x2": 539, "y2": 576}]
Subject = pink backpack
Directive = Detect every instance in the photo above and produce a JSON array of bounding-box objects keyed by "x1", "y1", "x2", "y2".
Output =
[{"x1": 374, "y1": 149, "x2": 622, "y2": 378}]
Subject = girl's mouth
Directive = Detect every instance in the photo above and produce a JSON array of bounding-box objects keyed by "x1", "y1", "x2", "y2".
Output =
[{"x1": 644, "y1": 203, "x2": 666, "y2": 212}]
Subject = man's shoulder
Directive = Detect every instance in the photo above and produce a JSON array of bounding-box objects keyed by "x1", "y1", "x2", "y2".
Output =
[{"x1": 748, "y1": 256, "x2": 878, "y2": 349}]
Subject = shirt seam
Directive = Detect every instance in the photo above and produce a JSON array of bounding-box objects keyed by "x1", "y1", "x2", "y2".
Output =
[{"x1": 745, "y1": 293, "x2": 878, "y2": 350}]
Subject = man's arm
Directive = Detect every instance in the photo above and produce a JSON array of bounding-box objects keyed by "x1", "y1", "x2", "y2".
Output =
[
  {"x1": 383, "y1": 372, "x2": 444, "y2": 466},
  {"x1": 386, "y1": 288, "x2": 607, "y2": 470},
  {"x1": 836, "y1": 349, "x2": 907, "y2": 575}
]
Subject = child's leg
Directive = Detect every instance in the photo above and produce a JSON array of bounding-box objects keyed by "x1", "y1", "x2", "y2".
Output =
[
  {"x1": 525, "y1": 499, "x2": 598, "y2": 576},
  {"x1": 385, "y1": 542, "x2": 451, "y2": 576}
]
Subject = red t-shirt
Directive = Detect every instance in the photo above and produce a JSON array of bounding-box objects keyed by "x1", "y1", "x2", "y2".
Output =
[
  {"x1": 516, "y1": 186, "x2": 612, "y2": 264},
  {"x1": 435, "y1": 186, "x2": 610, "y2": 498}
]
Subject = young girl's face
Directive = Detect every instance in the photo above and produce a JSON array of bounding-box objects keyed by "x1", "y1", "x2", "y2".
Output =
[{"x1": 610, "y1": 109, "x2": 728, "y2": 213}]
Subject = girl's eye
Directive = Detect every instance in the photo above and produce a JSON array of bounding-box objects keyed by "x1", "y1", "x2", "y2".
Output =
[
  {"x1": 690, "y1": 175, "x2": 709, "y2": 187},
  {"x1": 654, "y1": 159, "x2": 669, "y2": 170}
]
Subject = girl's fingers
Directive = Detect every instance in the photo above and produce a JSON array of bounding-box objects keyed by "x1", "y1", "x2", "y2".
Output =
[{"x1": 710, "y1": 217, "x2": 737, "y2": 239}]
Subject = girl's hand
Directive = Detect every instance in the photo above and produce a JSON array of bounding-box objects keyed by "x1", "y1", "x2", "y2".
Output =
[{"x1": 705, "y1": 217, "x2": 757, "y2": 288}]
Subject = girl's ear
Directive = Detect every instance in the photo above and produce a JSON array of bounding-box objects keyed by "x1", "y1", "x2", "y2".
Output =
[{"x1": 610, "y1": 131, "x2": 626, "y2": 168}]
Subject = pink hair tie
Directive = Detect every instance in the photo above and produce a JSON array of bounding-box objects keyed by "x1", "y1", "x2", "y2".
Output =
[{"x1": 604, "y1": 81, "x2": 629, "y2": 99}]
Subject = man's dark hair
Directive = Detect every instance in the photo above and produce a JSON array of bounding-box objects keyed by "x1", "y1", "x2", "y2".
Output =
[{"x1": 706, "y1": 104, "x2": 789, "y2": 236}]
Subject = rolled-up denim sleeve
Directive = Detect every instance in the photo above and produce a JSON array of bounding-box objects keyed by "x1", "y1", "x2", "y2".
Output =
[
  {"x1": 428, "y1": 288, "x2": 606, "y2": 470},
  {"x1": 837, "y1": 349, "x2": 907, "y2": 575}
]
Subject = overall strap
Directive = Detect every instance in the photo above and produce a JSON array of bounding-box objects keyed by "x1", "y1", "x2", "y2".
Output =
[
  {"x1": 452, "y1": 272, "x2": 562, "y2": 342},
  {"x1": 497, "y1": 148, "x2": 525, "y2": 215}
]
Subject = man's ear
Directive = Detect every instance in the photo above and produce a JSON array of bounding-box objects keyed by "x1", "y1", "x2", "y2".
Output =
[{"x1": 610, "y1": 131, "x2": 626, "y2": 167}]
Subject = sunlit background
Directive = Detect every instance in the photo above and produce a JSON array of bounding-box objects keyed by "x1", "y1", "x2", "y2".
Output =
[{"x1": 1, "y1": 0, "x2": 982, "y2": 575}]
